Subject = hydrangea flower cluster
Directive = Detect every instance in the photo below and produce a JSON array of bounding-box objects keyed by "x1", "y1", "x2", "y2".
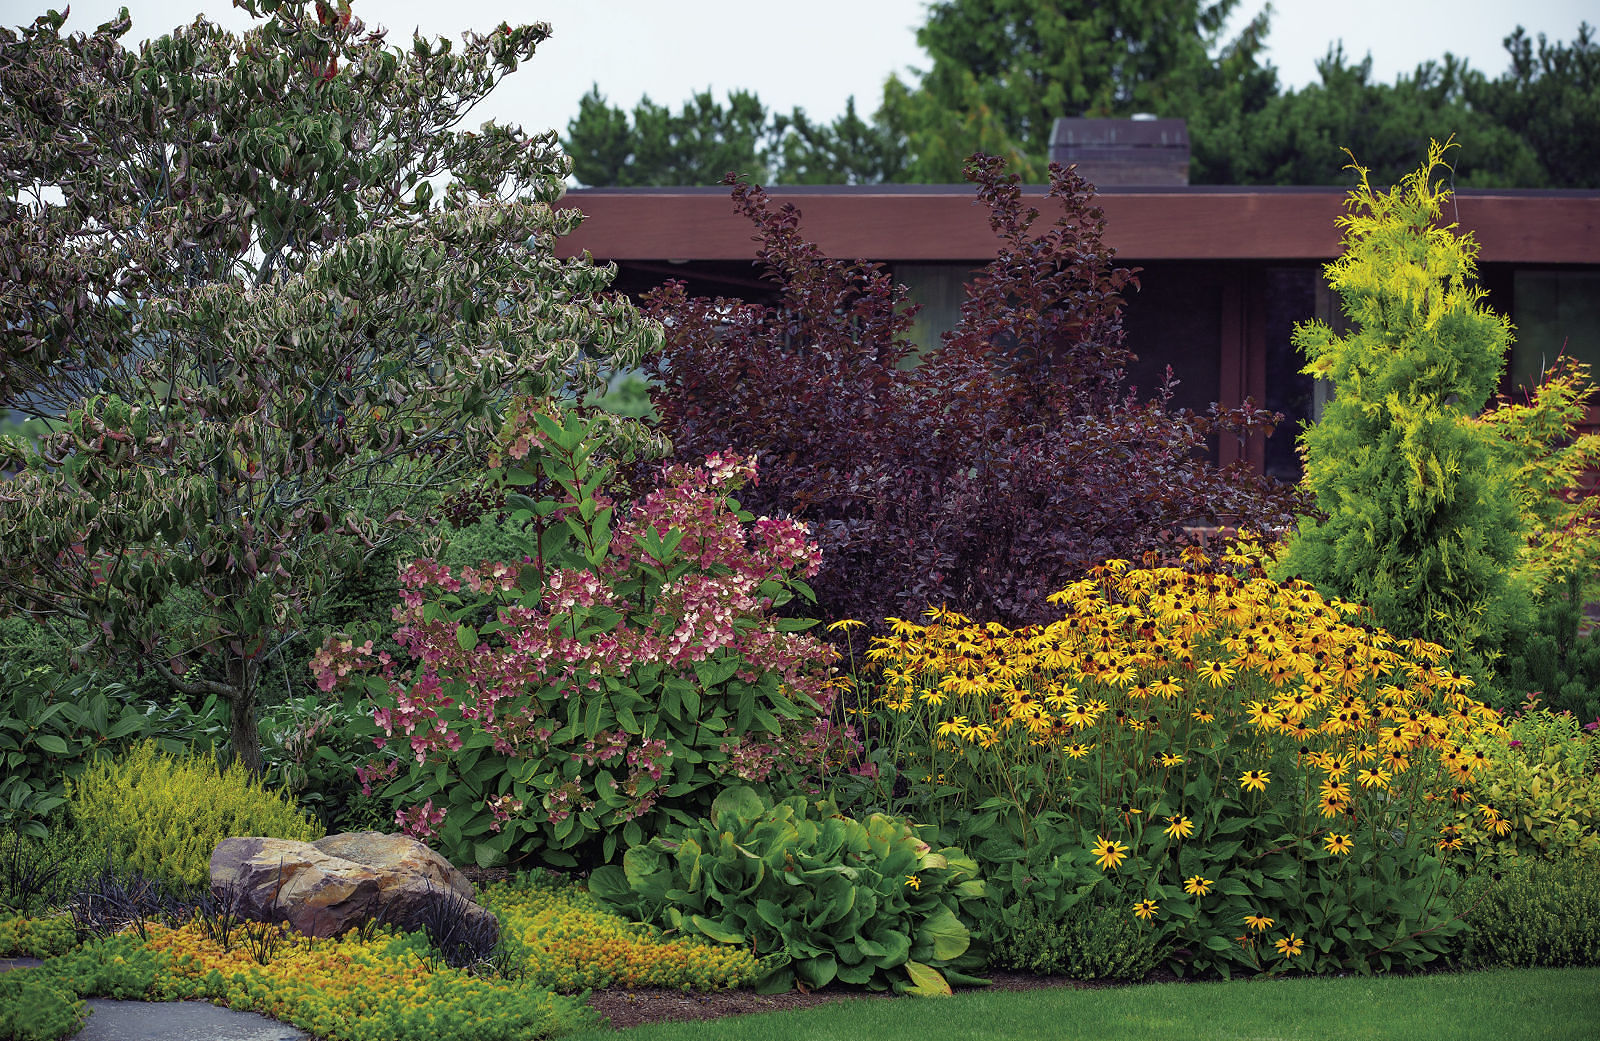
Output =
[{"x1": 314, "y1": 406, "x2": 843, "y2": 867}]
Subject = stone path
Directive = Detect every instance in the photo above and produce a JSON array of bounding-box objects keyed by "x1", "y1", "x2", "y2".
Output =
[{"x1": 1, "y1": 957, "x2": 310, "y2": 1041}]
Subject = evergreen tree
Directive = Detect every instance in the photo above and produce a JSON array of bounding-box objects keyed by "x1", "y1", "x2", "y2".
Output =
[
  {"x1": 1231, "y1": 47, "x2": 1544, "y2": 187},
  {"x1": 1277, "y1": 142, "x2": 1530, "y2": 656},
  {"x1": 564, "y1": 87, "x2": 904, "y2": 187},
  {"x1": 564, "y1": 85, "x2": 782, "y2": 187},
  {"x1": 877, "y1": 0, "x2": 1274, "y2": 182},
  {"x1": 1466, "y1": 23, "x2": 1600, "y2": 189}
]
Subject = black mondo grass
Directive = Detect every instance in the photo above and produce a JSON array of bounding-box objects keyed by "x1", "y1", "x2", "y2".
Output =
[
  {"x1": 66, "y1": 861, "x2": 195, "y2": 944},
  {"x1": 414, "y1": 882, "x2": 502, "y2": 971},
  {"x1": 0, "y1": 830, "x2": 78, "y2": 917}
]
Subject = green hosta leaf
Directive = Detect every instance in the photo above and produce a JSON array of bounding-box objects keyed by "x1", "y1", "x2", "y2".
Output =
[
  {"x1": 914, "y1": 905, "x2": 969, "y2": 961},
  {"x1": 711, "y1": 785, "x2": 766, "y2": 830},
  {"x1": 688, "y1": 914, "x2": 745, "y2": 945},
  {"x1": 902, "y1": 959, "x2": 951, "y2": 996},
  {"x1": 585, "y1": 865, "x2": 631, "y2": 907}
]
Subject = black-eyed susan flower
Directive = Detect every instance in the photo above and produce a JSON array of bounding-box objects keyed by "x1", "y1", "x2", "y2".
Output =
[
  {"x1": 1157, "y1": 752, "x2": 1185, "y2": 767},
  {"x1": 904, "y1": 875, "x2": 921, "y2": 890},
  {"x1": 1243, "y1": 913, "x2": 1275, "y2": 932},
  {"x1": 1323, "y1": 833, "x2": 1354, "y2": 856},
  {"x1": 1164, "y1": 814, "x2": 1194, "y2": 840},
  {"x1": 1182, "y1": 875, "x2": 1214, "y2": 896},
  {"x1": 1239, "y1": 768, "x2": 1271, "y2": 793},
  {"x1": 1355, "y1": 766, "x2": 1391, "y2": 789},
  {"x1": 1274, "y1": 933, "x2": 1305, "y2": 958},
  {"x1": 1151, "y1": 675, "x2": 1183, "y2": 698},
  {"x1": 1201, "y1": 659, "x2": 1237, "y2": 687},
  {"x1": 1132, "y1": 899, "x2": 1159, "y2": 922},
  {"x1": 1092, "y1": 835, "x2": 1130, "y2": 871}
]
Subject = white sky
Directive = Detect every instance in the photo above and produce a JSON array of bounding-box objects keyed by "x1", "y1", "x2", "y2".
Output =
[{"x1": 11, "y1": 0, "x2": 1596, "y2": 141}]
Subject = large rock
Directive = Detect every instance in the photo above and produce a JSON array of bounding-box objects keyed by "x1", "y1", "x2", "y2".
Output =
[{"x1": 209, "y1": 832, "x2": 497, "y2": 943}]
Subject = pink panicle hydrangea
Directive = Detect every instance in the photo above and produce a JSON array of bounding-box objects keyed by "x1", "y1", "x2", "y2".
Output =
[
  {"x1": 396, "y1": 799, "x2": 446, "y2": 842},
  {"x1": 313, "y1": 447, "x2": 841, "y2": 855},
  {"x1": 354, "y1": 756, "x2": 399, "y2": 797}
]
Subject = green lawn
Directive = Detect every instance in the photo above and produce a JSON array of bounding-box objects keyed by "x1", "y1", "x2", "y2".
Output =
[{"x1": 564, "y1": 968, "x2": 1600, "y2": 1041}]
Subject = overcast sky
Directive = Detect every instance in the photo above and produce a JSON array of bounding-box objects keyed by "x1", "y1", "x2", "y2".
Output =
[{"x1": 13, "y1": 0, "x2": 1596, "y2": 141}]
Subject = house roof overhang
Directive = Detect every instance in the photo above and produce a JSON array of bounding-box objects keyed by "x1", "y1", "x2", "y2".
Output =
[{"x1": 554, "y1": 184, "x2": 1600, "y2": 265}]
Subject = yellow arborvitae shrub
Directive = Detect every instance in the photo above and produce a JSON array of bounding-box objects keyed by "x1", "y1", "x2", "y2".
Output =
[{"x1": 68, "y1": 741, "x2": 323, "y2": 888}]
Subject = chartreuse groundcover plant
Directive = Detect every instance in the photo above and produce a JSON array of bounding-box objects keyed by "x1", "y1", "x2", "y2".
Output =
[
  {"x1": 3, "y1": 925, "x2": 591, "y2": 1041},
  {"x1": 830, "y1": 541, "x2": 1509, "y2": 976},
  {"x1": 315, "y1": 400, "x2": 847, "y2": 870},
  {"x1": 481, "y1": 871, "x2": 762, "y2": 991},
  {"x1": 590, "y1": 785, "x2": 986, "y2": 995},
  {"x1": 0, "y1": 871, "x2": 764, "y2": 1041}
]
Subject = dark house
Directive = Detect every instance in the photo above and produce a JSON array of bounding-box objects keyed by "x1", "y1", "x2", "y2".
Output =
[{"x1": 555, "y1": 156, "x2": 1600, "y2": 482}]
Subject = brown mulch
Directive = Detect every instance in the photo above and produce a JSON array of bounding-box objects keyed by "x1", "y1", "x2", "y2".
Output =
[
  {"x1": 580, "y1": 970, "x2": 1183, "y2": 1032},
  {"x1": 460, "y1": 867, "x2": 1184, "y2": 1032}
]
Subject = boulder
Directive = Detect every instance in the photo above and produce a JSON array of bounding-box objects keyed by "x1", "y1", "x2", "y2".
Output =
[{"x1": 209, "y1": 832, "x2": 497, "y2": 943}]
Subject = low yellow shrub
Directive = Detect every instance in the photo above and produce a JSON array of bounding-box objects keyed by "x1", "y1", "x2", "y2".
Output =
[{"x1": 68, "y1": 741, "x2": 322, "y2": 888}]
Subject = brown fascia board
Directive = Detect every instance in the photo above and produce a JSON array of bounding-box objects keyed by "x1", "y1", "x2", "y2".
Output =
[{"x1": 555, "y1": 184, "x2": 1600, "y2": 265}]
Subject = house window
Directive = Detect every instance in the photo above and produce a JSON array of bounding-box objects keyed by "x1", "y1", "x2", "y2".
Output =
[{"x1": 1511, "y1": 270, "x2": 1600, "y2": 391}]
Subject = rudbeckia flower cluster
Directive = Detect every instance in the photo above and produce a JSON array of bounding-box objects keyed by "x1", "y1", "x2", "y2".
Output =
[{"x1": 834, "y1": 541, "x2": 1509, "y2": 974}]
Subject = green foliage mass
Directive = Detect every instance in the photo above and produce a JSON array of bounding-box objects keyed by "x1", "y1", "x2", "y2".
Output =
[
  {"x1": 879, "y1": 0, "x2": 1273, "y2": 183},
  {"x1": 1456, "y1": 854, "x2": 1600, "y2": 968},
  {"x1": 1220, "y1": 49, "x2": 1545, "y2": 188},
  {"x1": 0, "y1": 1, "x2": 663, "y2": 775},
  {"x1": 1459, "y1": 709, "x2": 1600, "y2": 865},
  {"x1": 1277, "y1": 142, "x2": 1530, "y2": 660},
  {"x1": 569, "y1": 6, "x2": 1596, "y2": 189},
  {"x1": 1465, "y1": 23, "x2": 1600, "y2": 189},
  {"x1": 564, "y1": 87, "x2": 905, "y2": 188},
  {"x1": 68, "y1": 741, "x2": 322, "y2": 888},
  {"x1": 589, "y1": 786, "x2": 987, "y2": 995},
  {"x1": 988, "y1": 899, "x2": 1167, "y2": 979},
  {"x1": 0, "y1": 972, "x2": 83, "y2": 1041},
  {"x1": 0, "y1": 663, "x2": 154, "y2": 838}
]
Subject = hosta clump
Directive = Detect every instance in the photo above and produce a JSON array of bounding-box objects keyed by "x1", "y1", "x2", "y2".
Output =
[
  {"x1": 589, "y1": 785, "x2": 986, "y2": 994},
  {"x1": 316, "y1": 402, "x2": 847, "y2": 870}
]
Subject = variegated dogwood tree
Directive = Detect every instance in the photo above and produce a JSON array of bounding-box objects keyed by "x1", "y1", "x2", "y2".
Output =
[{"x1": 0, "y1": 0, "x2": 662, "y2": 772}]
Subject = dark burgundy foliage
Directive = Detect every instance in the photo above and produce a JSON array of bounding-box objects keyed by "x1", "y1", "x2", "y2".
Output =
[{"x1": 644, "y1": 154, "x2": 1303, "y2": 628}]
